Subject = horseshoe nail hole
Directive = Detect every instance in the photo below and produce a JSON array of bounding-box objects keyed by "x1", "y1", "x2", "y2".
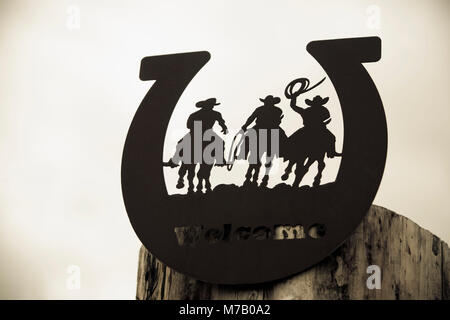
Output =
[{"x1": 308, "y1": 224, "x2": 326, "y2": 239}]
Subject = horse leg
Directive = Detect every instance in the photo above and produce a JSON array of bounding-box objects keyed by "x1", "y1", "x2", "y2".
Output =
[
  {"x1": 176, "y1": 164, "x2": 187, "y2": 189},
  {"x1": 244, "y1": 165, "x2": 254, "y2": 186},
  {"x1": 252, "y1": 160, "x2": 261, "y2": 184},
  {"x1": 187, "y1": 165, "x2": 195, "y2": 194},
  {"x1": 281, "y1": 161, "x2": 294, "y2": 181},
  {"x1": 260, "y1": 155, "x2": 274, "y2": 188},
  {"x1": 293, "y1": 158, "x2": 314, "y2": 188},
  {"x1": 204, "y1": 164, "x2": 213, "y2": 192},
  {"x1": 196, "y1": 165, "x2": 204, "y2": 193},
  {"x1": 313, "y1": 158, "x2": 326, "y2": 187}
]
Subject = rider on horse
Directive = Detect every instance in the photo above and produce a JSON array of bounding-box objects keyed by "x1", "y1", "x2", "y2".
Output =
[
  {"x1": 286, "y1": 95, "x2": 338, "y2": 157},
  {"x1": 239, "y1": 95, "x2": 287, "y2": 187},
  {"x1": 282, "y1": 94, "x2": 340, "y2": 186},
  {"x1": 164, "y1": 98, "x2": 228, "y2": 193}
]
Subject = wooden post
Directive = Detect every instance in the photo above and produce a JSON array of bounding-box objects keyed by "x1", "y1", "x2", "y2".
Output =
[{"x1": 136, "y1": 205, "x2": 449, "y2": 300}]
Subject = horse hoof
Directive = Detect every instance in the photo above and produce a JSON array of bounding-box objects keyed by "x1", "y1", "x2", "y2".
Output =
[
  {"x1": 176, "y1": 182, "x2": 185, "y2": 189},
  {"x1": 260, "y1": 177, "x2": 269, "y2": 188}
]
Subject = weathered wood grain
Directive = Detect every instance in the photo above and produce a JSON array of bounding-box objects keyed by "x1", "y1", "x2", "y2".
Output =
[
  {"x1": 443, "y1": 241, "x2": 450, "y2": 300},
  {"x1": 136, "y1": 205, "x2": 449, "y2": 300}
]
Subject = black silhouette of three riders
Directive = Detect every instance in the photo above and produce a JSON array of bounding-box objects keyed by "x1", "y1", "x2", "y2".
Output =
[{"x1": 164, "y1": 89, "x2": 341, "y2": 194}]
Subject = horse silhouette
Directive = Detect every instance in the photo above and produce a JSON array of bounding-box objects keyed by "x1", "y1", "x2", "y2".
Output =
[
  {"x1": 236, "y1": 95, "x2": 287, "y2": 188},
  {"x1": 163, "y1": 98, "x2": 227, "y2": 193},
  {"x1": 281, "y1": 94, "x2": 341, "y2": 187}
]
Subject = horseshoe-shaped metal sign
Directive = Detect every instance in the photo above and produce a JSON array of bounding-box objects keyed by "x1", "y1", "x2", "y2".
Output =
[{"x1": 121, "y1": 36, "x2": 387, "y2": 284}]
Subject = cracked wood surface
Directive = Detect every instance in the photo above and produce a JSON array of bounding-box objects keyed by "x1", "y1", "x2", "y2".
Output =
[{"x1": 136, "y1": 205, "x2": 449, "y2": 300}]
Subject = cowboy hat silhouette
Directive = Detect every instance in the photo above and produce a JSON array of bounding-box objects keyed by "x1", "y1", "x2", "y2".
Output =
[
  {"x1": 305, "y1": 95, "x2": 329, "y2": 106},
  {"x1": 260, "y1": 95, "x2": 281, "y2": 105},
  {"x1": 196, "y1": 98, "x2": 221, "y2": 108}
]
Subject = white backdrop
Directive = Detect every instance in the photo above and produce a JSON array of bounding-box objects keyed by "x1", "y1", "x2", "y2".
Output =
[{"x1": 0, "y1": 0, "x2": 448, "y2": 299}]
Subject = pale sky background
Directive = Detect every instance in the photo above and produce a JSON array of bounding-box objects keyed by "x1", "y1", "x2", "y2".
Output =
[{"x1": 0, "y1": 0, "x2": 448, "y2": 299}]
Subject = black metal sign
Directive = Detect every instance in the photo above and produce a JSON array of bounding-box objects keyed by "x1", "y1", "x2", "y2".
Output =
[{"x1": 121, "y1": 37, "x2": 387, "y2": 284}]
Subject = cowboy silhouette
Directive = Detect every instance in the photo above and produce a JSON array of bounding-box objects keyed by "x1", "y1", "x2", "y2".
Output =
[
  {"x1": 238, "y1": 95, "x2": 287, "y2": 187},
  {"x1": 282, "y1": 94, "x2": 341, "y2": 187},
  {"x1": 164, "y1": 98, "x2": 228, "y2": 193}
]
